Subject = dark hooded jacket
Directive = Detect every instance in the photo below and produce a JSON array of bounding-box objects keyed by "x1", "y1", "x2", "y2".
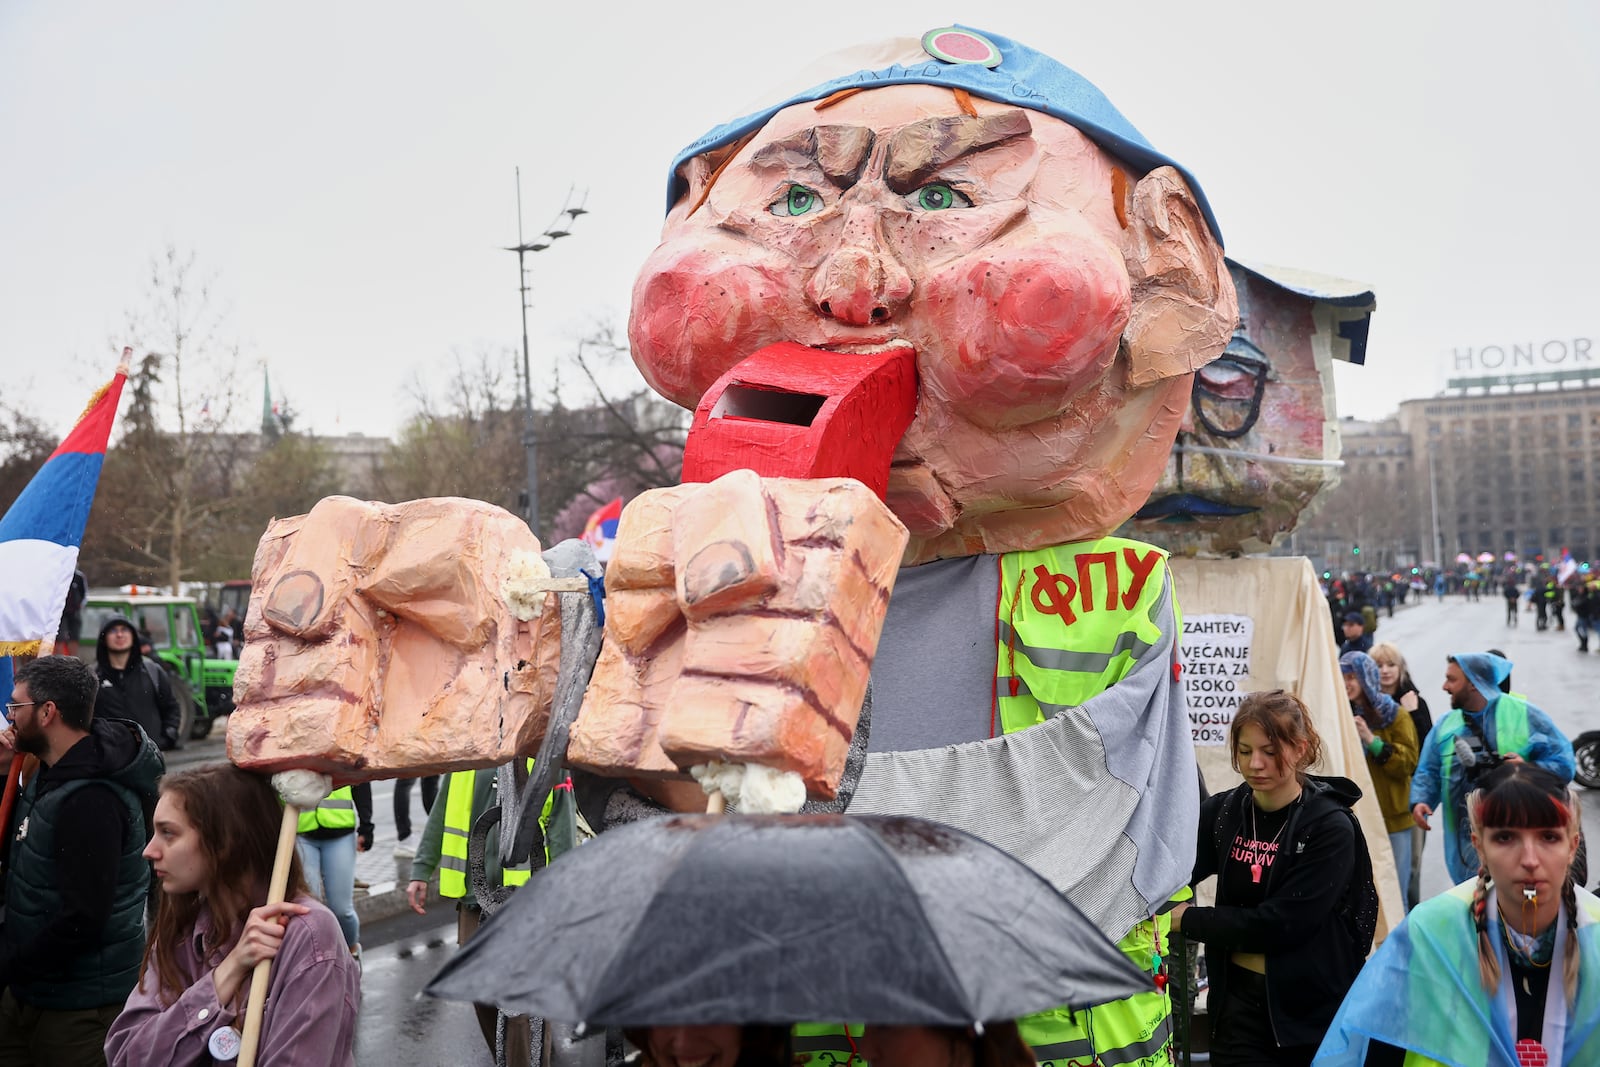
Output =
[
  {"x1": 1184, "y1": 775, "x2": 1378, "y2": 1050},
  {"x1": 94, "y1": 617, "x2": 182, "y2": 751},
  {"x1": 0, "y1": 717, "x2": 164, "y2": 1009}
]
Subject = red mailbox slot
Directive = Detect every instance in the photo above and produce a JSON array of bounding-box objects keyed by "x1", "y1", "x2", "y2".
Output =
[{"x1": 682, "y1": 342, "x2": 918, "y2": 501}]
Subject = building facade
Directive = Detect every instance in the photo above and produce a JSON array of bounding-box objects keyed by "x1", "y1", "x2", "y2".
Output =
[{"x1": 1294, "y1": 380, "x2": 1600, "y2": 570}]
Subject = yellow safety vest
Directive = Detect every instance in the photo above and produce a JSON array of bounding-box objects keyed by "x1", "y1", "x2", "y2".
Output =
[
  {"x1": 438, "y1": 766, "x2": 538, "y2": 899},
  {"x1": 296, "y1": 786, "x2": 356, "y2": 833},
  {"x1": 997, "y1": 537, "x2": 1172, "y2": 732},
  {"x1": 800, "y1": 540, "x2": 1184, "y2": 1066},
  {"x1": 999, "y1": 538, "x2": 1183, "y2": 1067}
]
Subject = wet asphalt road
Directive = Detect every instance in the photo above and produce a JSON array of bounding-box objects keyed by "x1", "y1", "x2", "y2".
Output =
[
  {"x1": 356, "y1": 908, "x2": 491, "y2": 1065},
  {"x1": 171, "y1": 594, "x2": 1598, "y2": 1064}
]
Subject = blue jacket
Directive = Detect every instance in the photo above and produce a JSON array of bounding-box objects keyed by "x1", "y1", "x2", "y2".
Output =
[{"x1": 1409, "y1": 654, "x2": 1575, "y2": 882}]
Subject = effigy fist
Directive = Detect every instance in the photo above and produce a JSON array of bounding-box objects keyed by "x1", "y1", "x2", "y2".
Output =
[
  {"x1": 566, "y1": 470, "x2": 907, "y2": 801},
  {"x1": 227, "y1": 496, "x2": 562, "y2": 782}
]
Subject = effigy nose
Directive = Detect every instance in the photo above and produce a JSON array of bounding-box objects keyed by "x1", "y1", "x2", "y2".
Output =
[{"x1": 807, "y1": 210, "x2": 912, "y2": 326}]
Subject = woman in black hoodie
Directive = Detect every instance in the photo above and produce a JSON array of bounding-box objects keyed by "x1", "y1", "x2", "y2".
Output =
[{"x1": 1171, "y1": 690, "x2": 1377, "y2": 1066}]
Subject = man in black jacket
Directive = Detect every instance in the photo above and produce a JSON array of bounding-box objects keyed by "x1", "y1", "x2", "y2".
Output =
[
  {"x1": 93, "y1": 617, "x2": 182, "y2": 751},
  {"x1": 0, "y1": 656, "x2": 164, "y2": 1064}
]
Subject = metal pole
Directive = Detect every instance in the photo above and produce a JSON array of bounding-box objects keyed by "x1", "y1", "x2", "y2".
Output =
[
  {"x1": 515, "y1": 168, "x2": 539, "y2": 533},
  {"x1": 1429, "y1": 450, "x2": 1443, "y2": 565}
]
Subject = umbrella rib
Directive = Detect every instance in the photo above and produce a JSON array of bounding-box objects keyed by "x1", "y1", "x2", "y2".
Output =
[{"x1": 849, "y1": 823, "x2": 977, "y2": 1020}]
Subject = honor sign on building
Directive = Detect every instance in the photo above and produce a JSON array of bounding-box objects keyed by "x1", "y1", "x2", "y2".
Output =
[
  {"x1": 1296, "y1": 334, "x2": 1600, "y2": 569},
  {"x1": 1447, "y1": 336, "x2": 1597, "y2": 385}
]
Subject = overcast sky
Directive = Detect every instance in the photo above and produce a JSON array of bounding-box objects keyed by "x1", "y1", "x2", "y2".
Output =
[{"x1": 4, "y1": 1, "x2": 1598, "y2": 442}]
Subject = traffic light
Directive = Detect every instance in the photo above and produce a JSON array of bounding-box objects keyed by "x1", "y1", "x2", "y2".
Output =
[
  {"x1": 1322, "y1": 571, "x2": 1332, "y2": 580},
  {"x1": 1411, "y1": 567, "x2": 1420, "y2": 575},
  {"x1": 1352, "y1": 545, "x2": 1361, "y2": 556}
]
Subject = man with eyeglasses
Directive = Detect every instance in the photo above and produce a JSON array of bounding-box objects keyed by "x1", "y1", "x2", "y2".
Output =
[{"x1": 0, "y1": 656, "x2": 162, "y2": 1065}]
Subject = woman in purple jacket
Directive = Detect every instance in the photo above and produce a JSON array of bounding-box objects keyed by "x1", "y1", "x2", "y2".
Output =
[{"x1": 106, "y1": 764, "x2": 360, "y2": 1066}]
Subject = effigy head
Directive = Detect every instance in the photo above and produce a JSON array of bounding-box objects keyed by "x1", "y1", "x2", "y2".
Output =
[
  {"x1": 630, "y1": 27, "x2": 1238, "y2": 564},
  {"x1": 1124, "y1": 260, "x2": 1376, "y2": 556}
]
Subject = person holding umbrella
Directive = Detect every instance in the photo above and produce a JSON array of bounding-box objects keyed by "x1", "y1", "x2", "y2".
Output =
[
  {"x1": 858, "y1": 1022, "x2": 1036, "y2": 1066},
  {"x1": 624, "y1": 1025, "x2": 792, "y2": 1067},
  {"x1": 426, "y1": 814, "x2": 1152, "y2": 1064}
]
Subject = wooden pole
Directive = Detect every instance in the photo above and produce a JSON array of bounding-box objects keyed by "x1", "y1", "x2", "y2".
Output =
[
  {"x1": 0, "y1": 757, "x2": 24, "y2": 843},
  {"x1": 236, "y1": 801, "x2": 301, "y2": 1067}
]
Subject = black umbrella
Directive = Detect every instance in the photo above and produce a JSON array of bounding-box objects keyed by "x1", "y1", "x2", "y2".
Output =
[{"x1": 425, "y1": 813, "x2": 1152, "y2": 1027}]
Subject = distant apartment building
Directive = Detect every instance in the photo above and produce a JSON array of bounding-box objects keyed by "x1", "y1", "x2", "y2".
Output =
[
  {"x1": 1294, "y1": 376, "x2": 1600, "y2": 569},
  {"x1": 317, "y1": 432, "x2": 388, "y2": 495}
]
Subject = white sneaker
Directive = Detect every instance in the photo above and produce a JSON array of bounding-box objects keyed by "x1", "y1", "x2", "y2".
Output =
[{"x1": 393, "y1": 844, "x2": 416, "y2": 860}]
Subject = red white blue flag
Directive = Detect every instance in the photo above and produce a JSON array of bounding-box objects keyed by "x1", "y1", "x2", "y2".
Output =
[
  {"x1": 1557, "y1": 548, "x2": 1577, "y2": 584},
  {"x1": 581, "y1": 497, "x2": 624, "y2": 564},
  {"x1": 0, "y1": 350, "x2": 129, "y2": 661}
]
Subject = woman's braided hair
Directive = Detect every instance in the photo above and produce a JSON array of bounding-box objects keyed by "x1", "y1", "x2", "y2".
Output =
[{"x1": 1465, "y1": 762, "x2": 1582, "y2": 1001}]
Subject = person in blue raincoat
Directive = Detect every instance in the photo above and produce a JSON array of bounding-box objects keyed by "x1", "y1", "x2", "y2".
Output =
[{"x1": 1409, "y1": 652, "x2": 1575, "y2": 884}]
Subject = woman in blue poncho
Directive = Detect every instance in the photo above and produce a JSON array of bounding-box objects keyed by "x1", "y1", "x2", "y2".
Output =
[{"x1": 1316, "y1": 763, "x2": 1600, "y2": 1066}]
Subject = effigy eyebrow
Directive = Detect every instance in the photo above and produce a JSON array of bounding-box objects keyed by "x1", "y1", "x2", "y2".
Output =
[
  {"x1": 750, "y1": 126, "x2": 876, "y2": 189},
  {"x1": 882, "y1": 109, "x2": 1032, "y2": 192}
]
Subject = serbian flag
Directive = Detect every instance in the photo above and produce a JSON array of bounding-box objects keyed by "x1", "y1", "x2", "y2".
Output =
[
  {"x1": 1557, "y1": 548, "x2": 1578, "y2": 584},
  {"x1": 0, "y1": 350, "x2": 129, "y2": 661},
  {"x1": 581, "y1": 497, "x2": 624, "y2": 564}
]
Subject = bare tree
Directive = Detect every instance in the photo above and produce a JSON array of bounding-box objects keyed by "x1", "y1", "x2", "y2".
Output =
[
  {"x1": 80, "y1": 247, "x2": 251, "y2": 589},
  {"x1": 376, "y1": 329, "x2": 686, "y2": 537},
  {"x1": 0, "y1": 402, "x2": 57, "y2": 513},
  {"x1": 374, "y1": 348, "x2": 527, "y2": 510}
]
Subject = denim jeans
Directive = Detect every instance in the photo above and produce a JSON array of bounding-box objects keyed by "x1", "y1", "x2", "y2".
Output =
[
  {"x1": 1388, "y1": 829, "x2": 1414, "y2": 912},
  {"x1": 298, "y1": 832, "x2": 360, "y2": 948}
]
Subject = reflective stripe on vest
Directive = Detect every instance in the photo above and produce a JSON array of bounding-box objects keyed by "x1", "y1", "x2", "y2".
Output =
[
  {"x1": 997, "y1": 538, "x2": 1171, "y2": 734},
  {"x1": 999, "y1": 540, "x2": 1176, "y2": 1067},
  {"x1": 1019, "y1": 889, "x2": 1189, "y2": 1067},
  {"x1": 439, "y1": 772, "x2": 477, "y2": 898},
  {"x1": 296, "y1": 787, "x2": 356, "y2": 833}
]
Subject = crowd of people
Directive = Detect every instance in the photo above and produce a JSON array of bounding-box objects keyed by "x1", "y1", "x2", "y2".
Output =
[
  {"x1": 1, "y1": 626, "x2": 1591, "y2": 1065},
  {"x1": 1326, "y1": 561, "x2": 1600, "y2": 656}
]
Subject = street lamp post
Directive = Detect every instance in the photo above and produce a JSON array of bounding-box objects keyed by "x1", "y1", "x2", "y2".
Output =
[{"x1": 504, "y1": 169, "x2": 588, "y2": 533}]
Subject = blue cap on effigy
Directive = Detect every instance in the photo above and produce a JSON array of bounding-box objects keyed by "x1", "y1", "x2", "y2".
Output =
[{"x1": 666, "y1": 24, "x2": 1223, "y2": 245}]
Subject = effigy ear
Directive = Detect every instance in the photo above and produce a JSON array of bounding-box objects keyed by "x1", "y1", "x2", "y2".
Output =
[{"x1": 1119, "y1": 166, "x2": 1238, "y2": 386}]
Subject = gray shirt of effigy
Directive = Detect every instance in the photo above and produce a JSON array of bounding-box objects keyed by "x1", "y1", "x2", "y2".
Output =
[{"x1": 867, "y1": 552, "x2": 1000, "y2": 752}]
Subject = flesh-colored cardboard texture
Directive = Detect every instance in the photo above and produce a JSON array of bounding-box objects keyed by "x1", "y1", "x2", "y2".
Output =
[
  {"x1": 632, "y1": 83, "x2": 1236, "y2": 564},
  {"x1": 227, "y1": 496, "x2": 561, "y2": 782},
  {"x1": 566, "y1": 473, "x2": 907, "y2": 795},
  {"x1": 1123, "y1": 260, "x2": 1373, "y2": 555}
]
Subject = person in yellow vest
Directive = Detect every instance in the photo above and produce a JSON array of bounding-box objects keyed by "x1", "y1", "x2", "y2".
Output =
[
  {"x1": 295, "y1": 781, "x2": 372, "y2": 963},
  {"x1": 406, "y1": 769, "x2": 532, "y2": 1067}
]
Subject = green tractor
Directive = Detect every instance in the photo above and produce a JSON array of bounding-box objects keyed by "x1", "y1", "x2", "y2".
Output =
[{"x1": 78, "y1": 592, "x2": 237, "y2": 742}]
